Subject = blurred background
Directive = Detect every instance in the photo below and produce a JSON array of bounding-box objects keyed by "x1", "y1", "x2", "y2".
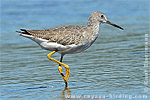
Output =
[{"x1": 1, "y1": 0, "x2": 150, "y2": 99}]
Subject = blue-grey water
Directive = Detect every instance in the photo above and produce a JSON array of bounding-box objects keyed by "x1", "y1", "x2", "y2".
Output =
[{"x1": 0, "y1": 0, "x2": 150, "y2": 100}]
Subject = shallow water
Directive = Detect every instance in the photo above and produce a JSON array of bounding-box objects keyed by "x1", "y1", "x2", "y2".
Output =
[{"x1": 1, "y1": 0, "x2": 150, "y2": 99}]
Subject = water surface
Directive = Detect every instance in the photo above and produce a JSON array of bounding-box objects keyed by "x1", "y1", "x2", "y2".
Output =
[{"x1": 1, "y1": 0, "x2": 150, "y2": 99}]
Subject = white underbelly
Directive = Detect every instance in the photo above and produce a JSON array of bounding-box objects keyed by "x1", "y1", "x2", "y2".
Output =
[
  {"x1": 32, "y1": 36, "x2": 97, "y2": 54},
  {"x1": 59, "y1": 39, "x2": 97, "y2": 54}
]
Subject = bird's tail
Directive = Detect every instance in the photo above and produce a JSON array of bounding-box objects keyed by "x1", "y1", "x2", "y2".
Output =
[{"x1": 16, "y1": 29, "x2": 33, "y2": 38}]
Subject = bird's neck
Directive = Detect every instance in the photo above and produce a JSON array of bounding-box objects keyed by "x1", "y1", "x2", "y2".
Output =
[
  {"x1": 85, "y1": 17, "x2": 101, "y2": 43},
  {"x1": 87, "y1": 18, "x2": 100, "y2": 35}
]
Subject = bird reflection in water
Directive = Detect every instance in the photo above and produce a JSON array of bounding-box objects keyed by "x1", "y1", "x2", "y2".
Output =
[{"x1": 61, "y1": 87, "x2": 71, "y2": 99}]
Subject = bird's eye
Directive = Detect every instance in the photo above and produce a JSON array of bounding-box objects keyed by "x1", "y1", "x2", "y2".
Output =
[{"x1": 101, "y1": 15, "x2": 104, "y2": 18}]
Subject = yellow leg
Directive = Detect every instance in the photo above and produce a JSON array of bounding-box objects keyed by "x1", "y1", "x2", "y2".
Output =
[
  {"x1": 58, "y1": 55, "x2": 66, "y2": 82},
  {"x1": 47, "y1": 51, "x2": 70, "y2": 87},
  {"x1": 58, "y1": 66, "x2": 65, "y2": 81}
]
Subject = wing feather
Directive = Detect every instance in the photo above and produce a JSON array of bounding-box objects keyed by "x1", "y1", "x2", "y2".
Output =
[{"x1": 18, "y1": 25, "x2": 87, "y2": 45}]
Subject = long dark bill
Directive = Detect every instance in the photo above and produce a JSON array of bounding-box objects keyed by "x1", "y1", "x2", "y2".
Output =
[{"x1": 106, "y1": 21, "x2": 124, "y2": 30}]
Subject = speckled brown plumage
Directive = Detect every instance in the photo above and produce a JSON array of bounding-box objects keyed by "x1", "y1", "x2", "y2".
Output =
[{"x1": 18, "y1": 25, "x2": 96, "y2": 45}]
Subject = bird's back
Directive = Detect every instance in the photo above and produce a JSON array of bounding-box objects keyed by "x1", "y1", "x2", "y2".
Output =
[{"x1": 18, "y1": 25, "x2": 92, "y2": 45}]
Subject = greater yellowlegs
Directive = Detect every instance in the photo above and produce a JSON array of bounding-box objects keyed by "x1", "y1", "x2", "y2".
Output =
[{"x1": 16, "y1": 11, "x2": 123, "y2": 87}]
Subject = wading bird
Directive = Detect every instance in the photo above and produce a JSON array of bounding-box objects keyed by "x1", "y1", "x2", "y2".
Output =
[{"x1": 17, "y1": 11, "x2": 123, "y2": 87}]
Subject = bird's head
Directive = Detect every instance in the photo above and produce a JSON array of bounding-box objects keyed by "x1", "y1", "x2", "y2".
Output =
[{"x1": 89, "y1": 11, "x2": 124, "y2": 30}]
